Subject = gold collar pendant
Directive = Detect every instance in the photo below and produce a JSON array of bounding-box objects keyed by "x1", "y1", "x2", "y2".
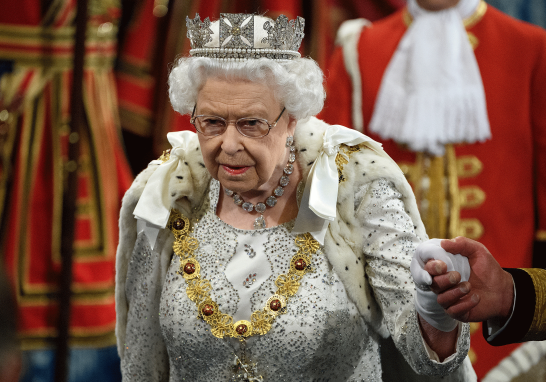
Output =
[{"x1": 168, "y1": 209, "x2": 320, "y2": 379}]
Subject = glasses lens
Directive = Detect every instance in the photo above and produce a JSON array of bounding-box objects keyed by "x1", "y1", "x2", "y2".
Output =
[
  {"x1": 195, "y1": 116, "x2": 227, "y2": 136},
  {"x1": 237, "y1": 118, "x2": 270, "y2": 138}
]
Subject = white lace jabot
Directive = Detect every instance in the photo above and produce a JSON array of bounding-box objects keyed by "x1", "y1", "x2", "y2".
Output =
[{"x1": 370, "y1": 0, "x2": 490, "y2": 156}]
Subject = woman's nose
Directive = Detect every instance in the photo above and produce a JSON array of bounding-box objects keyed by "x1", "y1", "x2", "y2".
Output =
[{"x1": 220, "y1": 123, "x2": 244, "y2": 154}]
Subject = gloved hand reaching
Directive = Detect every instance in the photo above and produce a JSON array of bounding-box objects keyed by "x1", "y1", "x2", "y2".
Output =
[{"x1": 411, "y1": 239, "x2": 470, "y2": 332}]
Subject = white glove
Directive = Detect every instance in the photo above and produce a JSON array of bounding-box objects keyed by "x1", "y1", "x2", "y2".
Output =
[{"x1": 411, "y1": 239, "x2": 470, "y2": 332}]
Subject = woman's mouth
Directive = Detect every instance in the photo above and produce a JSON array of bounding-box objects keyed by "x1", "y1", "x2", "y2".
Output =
[{"x1": 222, "y1": 165, "x2": 250, "y2": 175}]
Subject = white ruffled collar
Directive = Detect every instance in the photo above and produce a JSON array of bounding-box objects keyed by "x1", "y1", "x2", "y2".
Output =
[{"x1": 369, "y1": 0, "x2": 490, "y2": 156}]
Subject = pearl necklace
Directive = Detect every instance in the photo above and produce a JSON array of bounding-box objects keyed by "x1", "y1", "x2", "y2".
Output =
[{"x1": 224, "y1": 136, "x2": 296, "y2": 229}]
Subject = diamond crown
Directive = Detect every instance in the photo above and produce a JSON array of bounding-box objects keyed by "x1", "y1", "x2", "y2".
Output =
[{"x1": 186, "y1": 13, "x2": 305, "y2": 60}]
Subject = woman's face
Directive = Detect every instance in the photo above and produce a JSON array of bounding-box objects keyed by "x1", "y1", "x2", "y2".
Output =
[{"x1": 195, "y1": 77, "x2": 297, "y2": 196}]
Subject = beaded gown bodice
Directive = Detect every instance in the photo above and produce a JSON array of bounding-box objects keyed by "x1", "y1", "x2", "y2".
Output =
[
  {"x1": 122, "y1": 177, "x2": 472, "y2": 381},
  {"x1": 159, "y1": 180, "x2": 379, "y2": 381}
]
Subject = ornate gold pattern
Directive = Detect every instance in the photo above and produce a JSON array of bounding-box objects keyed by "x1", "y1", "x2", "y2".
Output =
[
  {"x1": 168, "y1": 209, "x2": 319, "y2": 339},
  {"x1": 522, "y1": 268, "x2": 546, "y2": 342},
  {"x1": 456, "y1": 155, "x2": 483, "y2": 178},
  {"x1": 275, "y1": 274, "x2": 301, "y2": 297},
  {"x1": 187, "y1": 279, "x2": 212, "y2": 302},
  {"x1": 336, "y1": 144, "x2": 364, "y2": 183},
  {"x1": 458, "y1": 186, "x2": 486, "y2": 209},
  {"x1": 158, "y1": 149, "x2": 171, "y2": 163},
  {"x1": 265, "y1": 294, "x2": 287, "y2": 317},
  {"x1": 463, "y1": 1, "x2": 487, "y2": 29},
  {"x1": 468, "y1": 347, "x2": 477, "y2": 365},
  {"x1": 467, "y1": 32, "x2": 479, "y2": 49},
  {"x1": 536, "y1": 230, "x2": 546, "y2": 241},
  {"x1": 446, "y1": 145, "x2": 461, "y2": 239},
  {"x1": 458, "y1": 218, "x2": 484, "y2": 240},
  {"x1": 424, "y1": 155, "x2": 447, "y2": 239},
  {"x1": 406, "y1": 146, "x2": 463, "y2": 239}
]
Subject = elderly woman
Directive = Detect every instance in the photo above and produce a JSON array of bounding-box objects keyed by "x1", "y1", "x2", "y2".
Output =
[{"x1": 115, "y1": 13, "x2": 475, "y2": 381}]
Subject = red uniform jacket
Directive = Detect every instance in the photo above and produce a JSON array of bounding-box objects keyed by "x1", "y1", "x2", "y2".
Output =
[
  {"x1": 321, "y1": 3, "x2": 546, "y2": 379},
  {"x1": 0, "y1": 0, "x2": 133, "y2": 349}
]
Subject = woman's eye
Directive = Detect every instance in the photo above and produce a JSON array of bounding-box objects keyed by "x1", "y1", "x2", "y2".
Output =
[
  {"x1": 240, "y1": 119, "x2": 261, "y2": 128},
  {"x1": 203, "y1": 118, "x2": 224, "y2": 126}
]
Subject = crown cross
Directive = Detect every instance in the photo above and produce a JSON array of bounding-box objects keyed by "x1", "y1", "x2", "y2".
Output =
[
  {"x1": 186, "y1": 14, "x2": 213, "y2": 49},
  {"x1": 220, "y1": 13, "x2": 254, "y2": 48}
]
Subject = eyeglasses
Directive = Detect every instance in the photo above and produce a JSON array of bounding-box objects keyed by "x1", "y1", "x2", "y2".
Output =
[{"x1": 190, "y1": 106, "x2": 286, "y2": 138}]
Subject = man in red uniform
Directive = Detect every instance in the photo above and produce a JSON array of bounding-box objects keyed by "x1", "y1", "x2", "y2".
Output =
[
  {"x1": 321, "y1": 0, "x2": 546, "y2": 379},
  {"x1": 0, "y1": 0, "x2": 132, "y2": 379}
]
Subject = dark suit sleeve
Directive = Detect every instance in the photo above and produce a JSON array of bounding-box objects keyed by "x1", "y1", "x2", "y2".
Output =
[{"x1": 484, "y1": 268, "x2": 536, "y2": 346}]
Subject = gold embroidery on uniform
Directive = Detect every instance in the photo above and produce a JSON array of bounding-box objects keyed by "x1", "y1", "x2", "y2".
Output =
[
  {"x1": 403, "y1": 10, "x2": 412, "y2": 27},
  {"x1": 463, "y1": 1, "x2": 487, "y2": 28},
  {"x1": 468, "y1": 347, "x2": 478, "y2": 364},
  {"x1": 398, "y1": 163, "x2": 413, "y2": 181},
  {"x1": 522, "y1": 268, "x2": 546, "y2": 342},
  {"x1": 425, "y1": 155, "x2": 447, "y2": 239},
  {"x1": 414, "y1": 146, "x2": 478, "y2": 239},
  {"x1": 446, "y1": 145, "x2": 461, "y2": 239},
  {"x1": 168, "y1": 210, "x2": 319, "y2": 339},
  {"x1": 458, "y1": 218, "x2": 484, "y2": 240},
  {"x1": 467, "y1": 32, "x2": 479, "y2": 49},
  {"x1": 456, "y1": 155, "x2": 483, "y2": 178},
  {"x1": 536, "y1": 230, "x2": 546, "y2": 241},
  {"x1": 413, "y1": 154, "x2": 426, "y2": 211},
  {"x1": 459, "y1": 186, "x2": 486, "y2": 209}
]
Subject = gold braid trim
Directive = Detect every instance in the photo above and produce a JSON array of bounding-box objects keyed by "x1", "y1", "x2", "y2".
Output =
[
  {"x1": 522, "y1": 268, "x2": 546, "y2": 342},
  {"x1": 536, "y1": 230, "x2": 546, "y2": 241},
  {"x1": 168, "y1": 209, "x2": 319, "y2": 339},
  {"x1": 335, "y1": 143, "x2": 365, "y2": 183},
  {"x1": 446, "y1": 145, "x2": 461, "y2": 239}
]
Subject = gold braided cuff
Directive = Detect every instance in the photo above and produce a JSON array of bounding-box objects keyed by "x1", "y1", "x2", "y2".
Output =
[{"x1": 521, "y1": 268, "x2": 546, "y2": 342}]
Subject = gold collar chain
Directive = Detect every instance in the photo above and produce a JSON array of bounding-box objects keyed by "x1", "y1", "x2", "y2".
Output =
[{"x1": 168, "y1": 209, "x2": 320, "y2": 339}]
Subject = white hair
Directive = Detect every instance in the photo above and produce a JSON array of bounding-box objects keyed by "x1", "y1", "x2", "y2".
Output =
[{"x1": 168, "y1": 56, "x2": 325, "y2": 120}]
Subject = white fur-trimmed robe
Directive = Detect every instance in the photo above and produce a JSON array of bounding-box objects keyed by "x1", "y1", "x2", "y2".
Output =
[{"x1": 115, "y1": 117, "x2": 475, "y2": 381}]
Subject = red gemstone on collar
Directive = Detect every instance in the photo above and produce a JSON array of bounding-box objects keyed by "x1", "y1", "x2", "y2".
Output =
[
  {"x1": 235, "y1": 324, "x2": 248, "y2": 335},
  {"x1": 184, "y1": 262, "x2": 196, "y2": 274},
  {"x1": 270, "y1": 299, "x2": 281, "y2": 311},
  {"x1": 295, "y1": 259, "x2": 306, "y2": 271},
  {"x1": 173, "y1": 218, "x2": 185, "y2": 230},
  {"x1": 202, "y1": 304, "x2": 214, "y2": 316}
]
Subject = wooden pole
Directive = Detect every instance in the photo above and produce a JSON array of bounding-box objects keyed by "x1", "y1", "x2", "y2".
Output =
[{"x1": 55, "y1": 0, "x2": 88, "y2": 380}]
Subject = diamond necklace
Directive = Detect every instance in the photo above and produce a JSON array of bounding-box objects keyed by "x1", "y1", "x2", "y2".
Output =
[{"x1": 224, "y1": 136, "x2": 296, "y2": 229}]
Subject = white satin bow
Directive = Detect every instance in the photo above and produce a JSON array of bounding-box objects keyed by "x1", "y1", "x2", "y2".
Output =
[
  {"x1": 293, "y1": 125, "x2": 384, "y2": 244},
  {"x1": 133, "y1": 131, "x2": 199, "y2": 248}
]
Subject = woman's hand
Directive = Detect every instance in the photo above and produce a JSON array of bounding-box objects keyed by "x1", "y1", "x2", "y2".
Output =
[
  {"x1": 411, "y1": 239, "x2": 471, "y2": 361},
  {"x1": 411, "y1": 239, "x2": 470, "y2": 332}
]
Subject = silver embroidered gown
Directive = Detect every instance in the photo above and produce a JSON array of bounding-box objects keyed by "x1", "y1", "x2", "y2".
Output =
[{"x1": 121, "y1": 178, "x2": 473, "y2": 381}]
